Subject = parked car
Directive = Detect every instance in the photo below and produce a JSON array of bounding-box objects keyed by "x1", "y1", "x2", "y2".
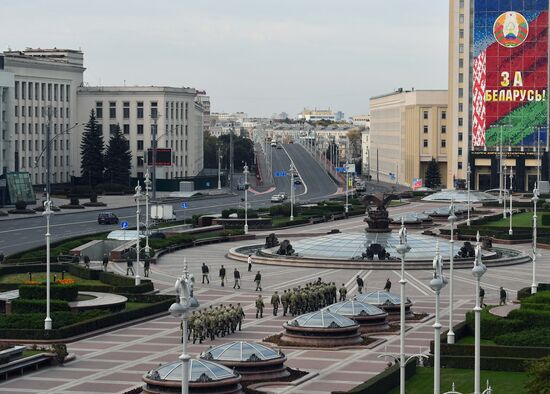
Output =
[
  {"x1": 98, "y1": 212, "x2": 119, "y2": 224},
  {"x1": 271, "y1": 194, "x2": 284, "y2": 203}
]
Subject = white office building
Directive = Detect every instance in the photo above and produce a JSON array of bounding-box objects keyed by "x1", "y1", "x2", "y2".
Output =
[
  {"x1": 77, "y1": 86, "x2": 204, "y2": 179},
  {"x1": 0, "y1": 65, "x2": 15, "y2": 175}
]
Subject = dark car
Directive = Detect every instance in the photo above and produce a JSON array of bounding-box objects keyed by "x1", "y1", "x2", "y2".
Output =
[{"x1": 98, "y1": 212, "x2": 119, "y2": 225}]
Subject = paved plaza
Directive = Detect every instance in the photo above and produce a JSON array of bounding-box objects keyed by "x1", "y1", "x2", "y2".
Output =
[{"x1": 0, "y1": 202, "x2": 544, "y2": 394}]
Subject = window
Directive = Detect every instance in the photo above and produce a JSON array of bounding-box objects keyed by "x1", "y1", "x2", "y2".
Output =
[
  {"x1": 137, "y1": 156, "x2": 144, "y2": 167},
  {"x1": 458, "y1": 132, "x2": 463, "y2": 142},
  {"x1": 35, "y1": 83, "x2": 39, "y2": 99},
  {"x1": 41, "y1": 83, "x2": 46, "y2": 100},
  {"x1": 34, "y1": 106, "x2": 38, "y2": 117},
  {"x1": 459, "y1": 73, "x2": 464, "y2": 83},
  {"x1": 441, "y1": 140, "x2": 446, "y2": 148},
  {"x1": 170, "y1": 102, "x2": 174, "y2": 119},
  {"x1": 137, "y1": 140, "x2": 144, "y2": 150},
  {"x1": 458, "y1": 103, "x2": 463, "y2": 112},
  {"x1": 151, "y1": 101, "x2": 158, "y2": 118},
  {"x1": 458, "y1": 147, "x2": 463, "y2": 156},
  {"x1": 22, "y1": 140, "x2": 26, "y2": 151},
  {"x1": 28, "y1": 140, "x2": 32, "y2": 151},
  {"x1": 458, "y1": 117, "x2": 463, "y2": 127},
  {"x1": 15, "y1": 124, "x2": 18, "y2": 134},
  {"x1": 185, "y1": 102, "x2": 188, "y2": 120},
  {"x1": 60, "y1": 85, "x2": 64, "y2": 101},
  {"x1": 14, "y1": 106, "x2": 18, "y2": 117},
  {"x1": 28, "y1": 82, "x2": 33, "y2": 100},
  {"x1": 423, "y1": 110, "x2": 428, "y2": 119},
  {"x1": 15, "y1": 81, "x2": 19, "y2": 99},
  {"x1": 442, "y1": 111, "x2": 446, "y2": 120},
  {"x1": 66, "y1": 85, "x2": 70, "y2": 102},
  {"x1": 459, "y1": 0, "x2": 464, "y2": 8},
  {"x1": 458, "y1": 162, "x2": 463, "y2": 170},
  {"x1": 123, "y1": 102, "x2": 130, "y2": 119},
  {"x1": 423, "y1": 125, "x2": 428, "y2": 133},
  {"x1": 137, "y1": 102, "x2": 144, "y2": 118},
  {"x1": 423, "y1": 139, "x2": 428, "y2": 148},
  {"x1": 97, "y1": 124, "x2": 103, "y2": 134},
  {"x1": 53, "y1": 107, "x2": 58, "y2": 118},
  {"x1": 54, "y1": 84, "x2": 58, "y2": 101},
  {"x1": 66, "y1": 108, "x2": 69, "y2": 118},
  {"x1": 137, "y1": 124, "x2": 144, "y2": 134},
  {"x1": 109, "y1": 124, "x2": 118, "y2": 134},
  {"x1": 96, "y1": 102, "x2": 103, "y2": 118},
  {"x1": 123, "y1": 124, "x2": 130, "y2": 134},
  {"x1": 441, "y1": 125, "x2": 447, "y2": 133},
  {"x1": 21, "y1": 82, "x2": 26, "y2": 99},
  {"x1": 27, "y1": 106, "x2": 31, "y2": 116},
  {"x1": 22, "y1": 123, "x2": 26, "y2": 133},
  {"x1": 459, "y1": 14, "x2": 464, "y2": 23},
  {"x1": 109, "y1": 101, "x2": 116, "y2": 118},
  {"x1": 29, "y1": 157, "x2": 32, "y2": 167},
  {"x1": 459, "y1": 58, "x2": 464, "y2": 68},
  {"x1": 459, "y1": 28, "x2": 464, "y2": 39},
  {"x1": 459, "y1": 44, "x2": 464, "y2": 53},
  {"x1": 458, "y1": 88, "x2": 463, "y2": 98}
]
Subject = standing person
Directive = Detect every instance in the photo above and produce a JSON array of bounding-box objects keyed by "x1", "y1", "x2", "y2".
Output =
[
  {"x1": 102, "y1": 253, "x2": 109, "y2": 272},
  {"x1": 281, "y1": 290, "x2": 289, "y2": 316},
  {"x1": 271, "y1": 291, "x2": 281, "y2": 316},
  {"x1": 83, "y1": 255, "x2": 91, "y2": 269},
  {"x1": 255, "y1": 295, "x2": 264, "y2": 318},
  {"x1": 356, "y1": 275, "x2": 364, "y2": 294},
  {"x1": 233, "y1": 268, "x2": 241, "y2": 289},
  {"x1": 254, "y1": 271, "x2": 262, "y2": 291},
  {"x1": 219, "y1": 265, "x2": 226, "y2": 287},
  {"x1": 247, "y1": 254, "x2": 253, "y2": 272},
  {"x1": 126, "y1": 255, "x2": 135, "y2": 276},
  {"x1": 144, "y1": 255, "x2": 151, "y2": 278},
  {"x1": 236, "y1": 303, "x2": 245, "y2": 331},
  {"x1": 201, "y1": 262, "x2": 210, "y2": 284},
  {"x1": 384, "y1": 278, "x2": 392, "y2": 292},
  {"x1": 499, "y1": 286, "x2": 507, "y2": 306},
  {"x1": 479, "y1": 287, "x2": 486, "y2": 308},
  {"x1": 339, "y1": 284, "x2": 347, "y2": 301}
]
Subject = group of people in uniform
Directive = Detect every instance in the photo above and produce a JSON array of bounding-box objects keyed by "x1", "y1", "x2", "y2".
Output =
[{"x1": 185, "y1": 304, "x2": 245, "y2": 344}]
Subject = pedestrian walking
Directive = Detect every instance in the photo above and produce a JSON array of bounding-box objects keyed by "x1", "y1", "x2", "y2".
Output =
[
  {"x1": 233, "y1": 268, "x2": 241, "y2": 289},
  {"x1": 281, "y1": 289, "x2": 289, "y2": 316},
  {"x1": 236, "y1": 303, "x2": 245, "y2": 330},
  {"x1": 384, "y1": 278, "x2": 392, "y2": 292},
  {"x1": 271, "y1": 291, "x2": 281, "y2": 316},
  {"x1": 102, "y1": 253, "x2": 109, "y2": 272},
  {"x1": 219, "y1": 265, "x2": 226, "y2": 287},
  {"x1": 499, "y1": 286, "x2": 507, "y2": 305},
  {"x1": 254, "y1": 271, "x2": 262, "y2": 291},
  {"x1": 255, "y1": 295, "x2": 264, "y2": 318},
  {"x1": 83, "y1": 255, "x2": 91, "y2": 269},
  {"x1": 201, "y1": 262, "x2": 210, "y2": 284},
  {"x1": 144, "y1": 255, "x2": 151, "y2": 278},
  {"x1": 479, "y1": 287, "x2": 486, "y2": 308},
  {"x1": 126, "y1": 255, "x2": 135, "y2": 276},
  {"x1": 339, "y1": 284, "x2": 347, "y2": 301},
  {"x1": 356, "y1": 275, "x2": 364, "y2": 294},
  {"x1": 247, "y1": 254, "x2": 253, "y2": 272}
]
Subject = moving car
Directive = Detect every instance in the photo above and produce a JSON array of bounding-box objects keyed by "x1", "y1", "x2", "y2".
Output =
[
  {"x1": 271, "y1": 141, "x2": 277, "y2": 147},
  {"x1": 294, "y1": 177, "x2": 302, "y2": 185},
  {"x1": 276, "y1": 144, "x2": 283, "y2": 149},
  {"x1": 98, "y1": 212, "x2": 119, "y2": 225},
  {"x1": 271, "y1": 194, "x2": 284, "y2": 203}
]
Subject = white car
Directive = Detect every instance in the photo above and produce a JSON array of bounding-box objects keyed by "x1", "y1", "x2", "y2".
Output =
[{"x1": 271, "y1": 194, "x2": 284, "y2": 203}]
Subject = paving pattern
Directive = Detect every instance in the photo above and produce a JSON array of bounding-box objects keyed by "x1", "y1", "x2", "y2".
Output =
[{"x1": 0, "y1": 202, "x2": 546, "y2": 394}]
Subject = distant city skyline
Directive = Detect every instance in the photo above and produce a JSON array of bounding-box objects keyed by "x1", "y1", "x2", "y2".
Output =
[{"x1": 1, "y1": 0, "x2": 449, "y2": 117}]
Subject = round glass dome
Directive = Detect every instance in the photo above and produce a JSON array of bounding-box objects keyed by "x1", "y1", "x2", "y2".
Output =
[
  {"x1": 322, "y1": 300, "x2": 386, "y2": 316},
  {"x1": 200, "y1": 342, "x2": 282, "y2": 362},
  {"x1": 390, "y1": 212, "x2": 432, "y2": 224},
  {"x1": 355, "y1": 291, "x2": 408, "y2": 306},
  {"x1": 146, "y1": 359, "x2": 237, "y2": 382},
  {"x1": 422, "y1": 189, "x2": 497, "y2": 203},
  {"x1": 287, "y1": 310, "x2": 356, "y2": 328}
]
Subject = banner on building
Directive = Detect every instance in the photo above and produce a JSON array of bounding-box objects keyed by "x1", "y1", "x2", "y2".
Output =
[
  {"x1": 412, "y1": 178, "x2": 423, "y2": 190},
  {"x1": 472, "y1": 0, "x2": 548, "y2": 147}
]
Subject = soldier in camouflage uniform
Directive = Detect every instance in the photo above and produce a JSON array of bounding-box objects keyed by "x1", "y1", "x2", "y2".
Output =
[
  {"x1": 271, "y1": 291, "x2": 281, "y2": 316},
  {"x1": 339, "y1": 283, "x2": 348, "y2": 301},
  {"x1": 281, "y1": 290, "x2": 289, "y2": 316},
  {"x1": 255, "y1": 295, "x2": 264, "y2": 318},
  {"x1": 236, "y1": 303, "x2": 245, "y2": 331}
]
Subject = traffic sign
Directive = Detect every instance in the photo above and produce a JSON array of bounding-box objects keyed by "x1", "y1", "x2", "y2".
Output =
[
  {"x1": 275, "y1": 171, "x2": 287, "y2": 177},
  {"x1": 336, "y1": 167, "x2": 345, "y2": 173},
  {"x1": 120, "y1": 221, "x2": 129, "y2": 230},
  {"x1": 181, "y1": 202, "x2": 188, "y2": 209}
]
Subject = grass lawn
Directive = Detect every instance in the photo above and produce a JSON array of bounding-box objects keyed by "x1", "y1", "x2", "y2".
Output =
[
  {"x1": 0, "y1": 272, "x2": 104, "y2": 286},
  {"x1": 456, "y1": 335, "x2": 496, "y2": 346},
  {"x1": 485, "y1": 212, "x2": 545, "y2": 228},
  {"x1": 124, "y1": 302, "x2": 150, "y2": 311},
  {"x1": 388, "y1": 367, "x2": 528, "y2": 394}
]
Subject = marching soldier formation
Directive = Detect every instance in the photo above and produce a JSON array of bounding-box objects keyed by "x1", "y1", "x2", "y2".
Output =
[
  {"x1": 279, "y1": 279, "x2": 338, "y2": 317},
  {"x1": 186, "y1": 303, "x2": 245, "y2": 344}
]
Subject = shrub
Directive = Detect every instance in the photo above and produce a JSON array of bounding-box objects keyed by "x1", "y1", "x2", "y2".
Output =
[
  {"x1": 66, "y1": 263, "x2": 100, "y2": 280},
  {"x1": 90, "y1": 194, "x2": 98, "y2": 203},
  {"x1": 525, "y1": 356, "x2": 550, "y2": 394},
  {"x1": 12, "y1": 299, "x2": 70, "y2": 313},
  {"x1": 19, "y1": 284, "x2": 78, "y2": 302},
  {"x1": 15, "y1": 200, "x2": 27, "y2": 210},
  {"x1": 508, "y1": 308, "x2": 550, "y2": 328},
  {"x1": 52, "y1": 344, "x2": 68, "y2": 364},
  {"x1": 465, "y1": 309, "x2": 524, "y2": 339},
  {"x1": 495, "y1": 327, "x2": 550, "y2": 347},
  {"x1": 542, "y1": 214, "x2": 550, "y2": 227}
]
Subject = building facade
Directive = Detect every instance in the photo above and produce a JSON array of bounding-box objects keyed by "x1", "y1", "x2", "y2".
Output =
[
  {"x1": 0, "y1": 64, "x2": 15, "y2": 176},
  {"x1": 297, "y1": 108, "x2": 335, "y2": 122},
  {"x1": 77, "y1": 86, "x2": 204, "y2": 180},
  {"x1": 3, "y1": 48, "x2": 85, "y2": 185},
  {"x1": 195, "y1": 93, "x2": 210, "y2": 135},
  {"x1": 369, "y1": 89, "x2": 448, "y2": 187}
]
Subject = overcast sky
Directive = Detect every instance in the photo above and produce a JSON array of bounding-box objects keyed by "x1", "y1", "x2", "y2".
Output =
[{"x1": 2, "y1": 0, "x2": 449, "y2": 117}]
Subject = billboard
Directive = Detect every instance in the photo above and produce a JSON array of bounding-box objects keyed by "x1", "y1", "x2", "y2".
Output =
[
  {"x1": 147, "y1": 148, "x2": 172, "y2": 166},
  {"x1": 472, "y1": 0, "x2": 548, "y2": 147}
]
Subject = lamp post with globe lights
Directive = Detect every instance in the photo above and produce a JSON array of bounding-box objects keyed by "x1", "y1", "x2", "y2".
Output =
[
  {"x1": 447, "y1": 200, "x2": 457, "y2": 344},
  {"x1": 508, "y1": 168, "x2": 514, "y2": 236},
  {"x1": 502, "y1": 166, "x2": 507, "y2": 218},
  {"x1": 43, "y1": 200, "x2": 53, "y2": 330},
  {"x1": 134, "y1": 183, "x2": 142, "y2": 286},
  {"x1": 531, "y1": 184, "x2": 539, "y2": 294},
  {"x1": 169, "y1": 260, "x2": 199, "y2": 394},
  {"x1": 243, "y1": 163, "x2": 249, "y2": 234},
  {"x1": 430, "y1": 241, "x2": 448, "y2": 394},
  {"x1": 467, "y1": 164, "x2": 471, "y2": 226},
  {"x1": 396, "y1": 218, "x2": 411, "y2": 394},
  {"x1": 144, "y1": 170, "x2": 152, "y2": 257},
  {"x1": 472, "y1": 232, "x2": 487, "y2": 394}
]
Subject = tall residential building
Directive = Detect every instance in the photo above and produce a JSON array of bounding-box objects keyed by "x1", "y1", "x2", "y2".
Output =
[
  {"x1": 3, "y1": 48, "x2": 85, "y2": 185},
  {"x1": 0, "y1": 61, "x2": 15, "y2": 176},
  {"x1": 77, "y1": 86, "x2": 204, "y2": 180},
  {"x1": 369, "y1": 89, "x2": 448, "y2": 186},
  {"x1": 448, "y1": 0, "x2": 549, "y2": 191},
  {"x1": 195, "y1": 92, "x2": 210, "y2": 135}
]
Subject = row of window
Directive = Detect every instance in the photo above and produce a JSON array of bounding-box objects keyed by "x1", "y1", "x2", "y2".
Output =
[
  {"x1": 15, "y1": 138, "x2": 70, "y2": 152},
  {"x1": 422, "y1": 110, "x2": 446, "y2": 120},
  {"x1": 134, "y1": 139, "x2": 189, "y2": 151},
  {"x1": 96, "y1": 123, "x2": 189, "y2": 137},
  {"x1": 135, "y1": 155, "x2": 188, "y2": 167},
  {"x1": 423, "y1": 125, "x2": 447, "y2": 134},
  {"x1": 423, "y1": 139, "x2": 447, "y2": 148},
  {"x1": 15, "y1": 106, "x2": 70, "y2": 119},
  {"x1": 95, "y1": 100, "x2": 189, "y2": 121},
  {"x1": 15, "y1": 81, "x2": 70, "y2": 102},
  {"x1": 24, "y1": 172, "x2": 71, "y2": 185},
  {"x1": 19, "y1": 155, "x2": 70, "y2": 168},
  {"x1": 136, "y1": 171, "x2": 189, "y2": 179},
  {"x1": 15, "y1": 122, "x2": 71, "y2": 135}
]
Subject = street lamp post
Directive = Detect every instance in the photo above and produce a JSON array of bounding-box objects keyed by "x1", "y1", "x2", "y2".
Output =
[
  {"x1": 498, "y1": 126, "x2": 503, "y2": 204},
  {"x1": 396, "y1": 218, "x2": 411, "y2": 394},
  {"x1": 430, "y1": 241, "x2": 448, "y2": 394},
  {"x1": 218, "y1": 145, "x2": 222, "y2": 190},
  {"x1": 532, "y1": 184, "x2": 539, "y2": 294},
  {"x1": 134, "y1": 183, "x2": 142, "y2": 286},
  {"x1": 472, "y1": 232, "x2": 487, "y2": 394},
  {"x1": 44, "y1": 200, "x2": 52, "y2": 330},
  {"x1": 243, "y1": 163, "x2": 249, "y2": 234},
  {"x1": 447, "y1": 200, "x2": 457, "y2": 344},
  {"x1": 509, "y1": 168, "x2": 514, "y2": 236},
  {"x1": 144, "y1": 170, "x2": 151, "y2": 257},
  {"x1": 467, "y1": 164, "x2": 471, "y2": 226},
  {"x1": 290, "y1": 163, "x2": 295, "y2": 221},
  {"x1": 169, "y1": 261, "x2": 199, "y2": 394},
  {"x1": 502, "y1": 166, "x2": 507, "y2": 218}
]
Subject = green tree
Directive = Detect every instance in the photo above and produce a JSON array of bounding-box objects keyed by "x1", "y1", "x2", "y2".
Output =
[
  {"x1": 80, "y1": 110, "x2": 105, "y2": 187},
  {"x1": 218, "y1": 134, "x2": 254, "y2": 172},
  {"x1": 346, "y1": 128, "x2": 362, "y2": 159},
  {"x1": 424, "y1": 158, "x2": 441, "y2": 188},
  {"x1": 104, "y1": 124, "x2": 132, "y2": 185},
  {"x1": 526, "y1": 356, "x2": 550, "y2": 394},
  {"x1": 203, "y1": 131, "x2": 219, "y2": 168}
]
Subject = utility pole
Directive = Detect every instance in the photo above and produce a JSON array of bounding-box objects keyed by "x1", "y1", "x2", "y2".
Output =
[
  {"x1": 151, "y1": 112, "x2": 158, "y2": 200},
  {"x1": 217, "y1": 144, "x2": 222, "y2": 190},
  {"x1": 376, "y1": 148, "x2": 379, "y2": 183},
  {"x1": 229, "y1": 125, "x2": 234, "y2": 192}
]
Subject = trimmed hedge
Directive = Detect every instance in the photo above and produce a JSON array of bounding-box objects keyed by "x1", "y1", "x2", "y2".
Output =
[
  {"x1": 517, "y1": 284, "x2": 550, "y2": 300},
  {"x1": 19, "y1": 284, "x2": 78, "y2": 302},
  {"x1": 542, "y1": 213, "x2": 550, "y2": 227},
  {"x1": 12, "y1": 299, "x2": 70, "y2": 313},
  {"x1": 441, "y1": 354, "x2": 534, "y2": 372},
  {"x1": 334, "y1": 360, "x2": 416, "y2": 393},
  {"x1": 508, "y1": 308, "x2": 550, "y2": 328},
  {"x1": 0, "y1": 310, "x2": 107, "y2": 330},
  {"x1": 465, "y1": 308, "x2": 524, "y2": 339},
  {"x1": 495, "y1": 327, "x2": 550, "y2": 347}
]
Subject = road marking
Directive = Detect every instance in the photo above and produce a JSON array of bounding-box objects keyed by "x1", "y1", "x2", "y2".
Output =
[{"x1": 281, "y1": 144, "x2": 308, "y2": 197}]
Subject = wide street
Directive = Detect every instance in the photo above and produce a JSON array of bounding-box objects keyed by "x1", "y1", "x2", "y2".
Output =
[{"x1": 0, "y1": 201, "x2": 542, "y2": 394}]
